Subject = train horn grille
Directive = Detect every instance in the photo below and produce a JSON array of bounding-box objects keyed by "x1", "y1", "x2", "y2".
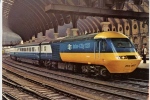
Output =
[{"x1": 126, "y1": 55, "x2": 136, "y2": 59}]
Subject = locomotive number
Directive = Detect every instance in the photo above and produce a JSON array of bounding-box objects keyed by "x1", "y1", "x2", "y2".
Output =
[{"x1": 125, "y1": 64, "x2": 136, "y2": 67}]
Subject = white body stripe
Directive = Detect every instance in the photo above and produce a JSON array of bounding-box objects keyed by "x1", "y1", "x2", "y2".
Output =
[{"x1": 9, "y1": 44, "x2": 52, "y2": 54}]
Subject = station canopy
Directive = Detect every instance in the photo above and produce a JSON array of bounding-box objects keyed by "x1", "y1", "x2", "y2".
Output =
[{"x1": 2, "y1": 0, "x2": 149, "y2": 42}]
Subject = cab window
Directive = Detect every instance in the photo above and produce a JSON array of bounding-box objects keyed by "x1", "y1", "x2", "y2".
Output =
[{"x1": 101, "y1": 39, "x2": 107, "y2": 51}]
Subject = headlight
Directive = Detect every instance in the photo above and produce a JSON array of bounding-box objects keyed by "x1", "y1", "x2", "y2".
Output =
[
  {"x1": 120, "y1": 56, "x2": 128, "y2": 59},
  {"x1": 116, "y1": 56, "x2": 121, "y2": 59},
  {"x1": 116, "y1": 56, "x2": 128, "y2": 59},
  {"x1": 135, "y1": 55, "x2": 141, "y2": 59}
]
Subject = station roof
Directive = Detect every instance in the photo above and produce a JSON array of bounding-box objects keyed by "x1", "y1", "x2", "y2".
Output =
[{"x1": 2, "y1": 0, "x2": 149, "y2": 42}]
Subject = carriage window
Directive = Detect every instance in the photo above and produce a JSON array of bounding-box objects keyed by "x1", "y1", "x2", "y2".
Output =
[
  {"x1": 32, "y1": 47, "x2": 34, "y2": 51},
  {"x1": 44, "y1": 46, "x2": 46, "y2": 51}
]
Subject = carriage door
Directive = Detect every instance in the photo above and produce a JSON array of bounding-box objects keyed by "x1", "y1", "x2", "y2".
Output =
[{"x1": 94, "y1": 40, "x2": 101, "y2": 59}]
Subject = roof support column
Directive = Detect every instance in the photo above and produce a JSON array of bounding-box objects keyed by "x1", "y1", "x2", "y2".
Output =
[
  {"x1": 66, "y1": 28, "x2": 71, "y2": 37},
  {"x1": 42, "y1": 30, "x2": 46, "y2": 36},
  {"x1": 100, "y1": 22, "x2": 110, "y2": 32},
  {"x1": 71, "y1": 28, "x2": 79, "y2": 36},
  {"x1": 20, "y1": 40, "x2": 23, "y2": 44},
  {"x1": 54, "y1": 33, "x2": 59, "y2": 39},
  {"x1": 33, "y1": 34, "x2": 38, "y2": 42},
  {"x1": 53, "y1": 23, "x2": 59, "y2": 39},
  {"x1": 37, "y1": 32, "x2": 46, "y2": 42},
  {"x1": 35, "y1": 38, "x2": 38, "y2": 42},
  {"x1": 71, "y1": 14, "x2": 79, "y2": 28},
  {"x1": 71, "y1": 14, "x2": 79, "y2": 36},
  {"x1": 31, "y1": 35, "x2": 35, "y2": 42}
]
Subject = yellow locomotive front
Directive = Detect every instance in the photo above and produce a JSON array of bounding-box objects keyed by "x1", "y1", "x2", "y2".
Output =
[
  {"x1": 59, "y1": 31, "x2": 141, "y2": 79},
  {"x1": 94, "y1": 32, "x2": 142, "y2": 74}
]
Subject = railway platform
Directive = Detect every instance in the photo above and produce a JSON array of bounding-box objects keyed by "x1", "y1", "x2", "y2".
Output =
[{"x1": 137, "y1": 60, "x2": 149, "y2": 69}]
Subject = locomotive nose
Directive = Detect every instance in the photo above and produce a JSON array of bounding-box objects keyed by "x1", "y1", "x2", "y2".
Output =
[{"x1": 105, "y1": 59, "x2": 141, "y2": 73}]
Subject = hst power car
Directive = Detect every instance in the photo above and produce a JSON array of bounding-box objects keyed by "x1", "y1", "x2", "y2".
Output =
[{"x1": 9, "y1": 31, "x2": 141, "y2": 79}]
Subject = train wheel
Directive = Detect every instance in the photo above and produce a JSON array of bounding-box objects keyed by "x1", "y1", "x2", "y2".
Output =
[
  {"x1": 93, "y1": 66, "x2": 100, "y2": 76},
  {"x1": 100, "y1": 67, "x2": 110, "y2": 79}
]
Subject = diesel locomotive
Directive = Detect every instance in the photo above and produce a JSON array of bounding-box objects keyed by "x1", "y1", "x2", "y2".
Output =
[{"x1": 9, "y1": 31, "x2": 142, "y2": 79}]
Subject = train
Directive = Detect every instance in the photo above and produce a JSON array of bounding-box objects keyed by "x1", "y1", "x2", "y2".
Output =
[
  {"x1": 2, "y1": 47, "x2": 10, "y2": 55},
  {"x1": 9, "y1": 31, "x2": 142, "y2": 79}
]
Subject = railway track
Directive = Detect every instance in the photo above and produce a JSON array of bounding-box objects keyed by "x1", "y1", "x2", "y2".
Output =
[
  {"x1": 4, "y1": 58, "x2": 149, "y2": 88},
  {"x1": 3, "y1": 71, "x2": 81, "y2": 100},
  {"x1": 3, "y1": 58, "x2": 149, "y2": 100},
  {"x1": 109, "y1": 78, "x2": 148, "y2": 89},
  {"x1": 3, "y1": 79, "x2": 46, "y2": 100}
]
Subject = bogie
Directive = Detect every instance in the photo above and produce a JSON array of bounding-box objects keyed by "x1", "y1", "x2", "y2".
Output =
[{"x1": 43, "y1": 60, "x2": 52, "y2": 69}]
